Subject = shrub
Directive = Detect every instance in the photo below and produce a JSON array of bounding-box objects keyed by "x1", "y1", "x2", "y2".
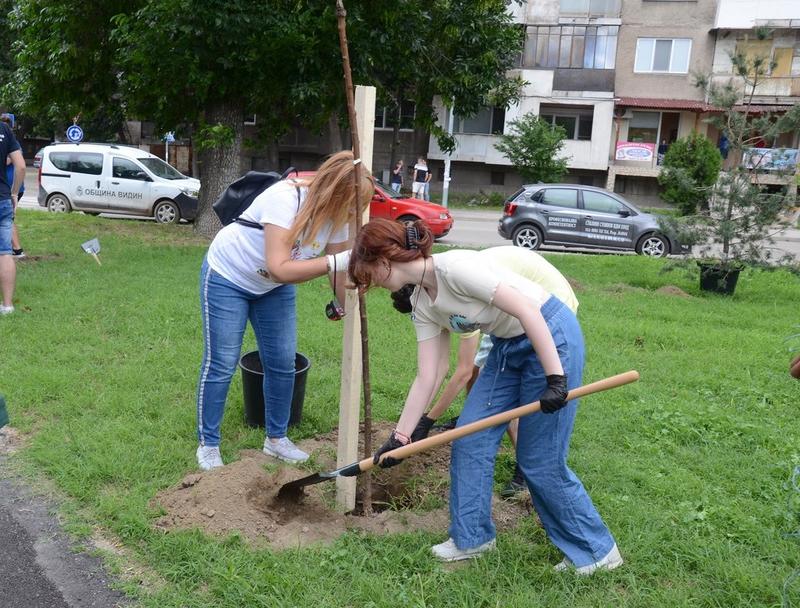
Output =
[{"x1": 658, "y1": 132, "x2": 722, "y2": 215}]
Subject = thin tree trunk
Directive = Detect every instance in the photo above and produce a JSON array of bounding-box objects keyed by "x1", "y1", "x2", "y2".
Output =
[{"x1": 194, "y1": 102, "x2": 245, "y2": 239}]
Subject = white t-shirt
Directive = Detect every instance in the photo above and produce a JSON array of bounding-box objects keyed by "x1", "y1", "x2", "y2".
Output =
[
  {"x1": 411, "y1": 250, "x2": 550, "y2": 342},
  {"x1": 207, "y1": 180, "x2": 348, "y2": 295}
]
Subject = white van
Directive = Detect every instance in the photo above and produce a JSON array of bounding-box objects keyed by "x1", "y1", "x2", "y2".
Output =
[{"x1": 37, "y1": 143, "x2": 200, "y2": 223}]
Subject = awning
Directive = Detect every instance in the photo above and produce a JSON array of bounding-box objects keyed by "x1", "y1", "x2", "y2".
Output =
[{"x1": 615, "y1": 97, "x2": 794, "y2": 114}]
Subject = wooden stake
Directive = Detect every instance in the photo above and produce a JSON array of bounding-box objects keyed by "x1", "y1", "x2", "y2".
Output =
[{"x1": 335, "y1": 1, "x2": 376, "y2": 513}]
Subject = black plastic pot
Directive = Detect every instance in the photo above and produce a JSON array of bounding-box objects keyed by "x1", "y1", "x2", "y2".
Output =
[
  {"x1": 698, "y1": 262, "x2": 741, "y2": 296},
  {"x1": 239, "y1": 351, "x2": 310, "y2": 428}
]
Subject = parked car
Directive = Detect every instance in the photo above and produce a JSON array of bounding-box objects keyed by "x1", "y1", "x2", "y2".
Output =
[
  {"x1": 33, "y1": 147, "x2": 45, "y2": 168},
  {"x1": 38, "y1": 143, "x2": 199, "y2": 223},
  {"x1": 296, "y1": 172, "x2": 453, "y2": 238},
  {"x1": 498, "y1": 183, "x2": 687, "y2": 257}
]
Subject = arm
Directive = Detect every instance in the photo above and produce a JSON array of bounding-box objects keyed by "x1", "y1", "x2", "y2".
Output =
[
  {"x1": 9, "y1": 150, "x2": 24, "y2": 198},
  {"x1": 263, "y1": 224, "x2": 328, "y2": 284},
  {"x1": 324, "y1": 241, "x2": 349, "y2": 305},
  {"x1": 394, "y1": 334, "x2": 445, "y2": 437},
  {"x1": 427, "y1": 333, "x2": 480, "y2": 420},
  {"x1": 491, "y1": 283, "x2": 563, "y2": 376}
]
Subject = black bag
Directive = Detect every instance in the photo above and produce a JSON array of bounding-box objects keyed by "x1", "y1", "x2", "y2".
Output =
[{"x1": 212, "y1": 167, "x2": 296, "y2": 229}]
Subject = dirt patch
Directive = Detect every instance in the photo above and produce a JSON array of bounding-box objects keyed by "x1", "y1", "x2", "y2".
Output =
[
  {"x1": 154, "y1": 423, "x2": 532, "y2": 549},
  {"x1": 15, "y1": 253, "x2": 64, "y2": 263},
  {"x1": 0, "y1": 426, "x2": 24, "y2": 455},
  {"x1": 566, "y1": 277, "x2": 586, "y2": 292},
  {"x1": 655, "y1": 285, "x2": 692, "y2": 298}
]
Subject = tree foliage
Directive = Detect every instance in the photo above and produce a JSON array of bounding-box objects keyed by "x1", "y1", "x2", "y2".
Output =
[
  {"x1": 9, "y1": 0, "x2": 523, "y2": 234},
  {"x1": 666, "y1": 33, "x2": 800, "y2": 273},
  {"x1": 658, "y1": 132, "x2": 722, "y2": 215},
  {"x1": 494, "y1": 113, "x2": 568, "y2": 184}
]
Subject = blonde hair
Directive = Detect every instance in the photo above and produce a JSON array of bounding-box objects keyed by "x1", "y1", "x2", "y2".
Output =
[{"x1": 288, "y1": 150, "x2": 374, "y2": 246}]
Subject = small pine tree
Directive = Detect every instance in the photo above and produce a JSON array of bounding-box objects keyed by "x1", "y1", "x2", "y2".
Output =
[
  {"x1": 494, "y1": 113, "x2": 568, "y2": 183},
  {"x1": 658, "y1": 132, "x2": 722, "y2": 215}
]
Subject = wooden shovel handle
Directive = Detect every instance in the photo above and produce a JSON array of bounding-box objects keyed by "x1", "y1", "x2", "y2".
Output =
[{"x1": 359, "y1": 370, "x2": 639, "y2": 473}]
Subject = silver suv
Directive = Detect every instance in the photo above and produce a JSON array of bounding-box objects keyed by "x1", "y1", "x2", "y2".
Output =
[{"x1": 497, "y1": 184, "x2": 687, "y2": 257}]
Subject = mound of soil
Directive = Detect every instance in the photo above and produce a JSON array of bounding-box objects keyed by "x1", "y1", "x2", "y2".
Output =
[
  {"x1": 154, "y1": 423, "x2": 532, "y2": 549},
  {"x1": 655, "y1": 285, "x2": 691, "y2": 298}
]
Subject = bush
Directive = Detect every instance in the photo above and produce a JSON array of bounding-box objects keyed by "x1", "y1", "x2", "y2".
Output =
[{"x1": 658, "y1": 132, "x2": 722, "y2": 215}]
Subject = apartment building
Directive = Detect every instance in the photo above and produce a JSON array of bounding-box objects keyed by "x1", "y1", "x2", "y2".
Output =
[{"x1": 427, "y1": 0, "x2": 621, "y2": 194}]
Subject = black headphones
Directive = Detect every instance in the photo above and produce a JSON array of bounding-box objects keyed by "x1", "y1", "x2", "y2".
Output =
[{"x1": 325, "y1": 255, "x2": 345, "y2": 321}]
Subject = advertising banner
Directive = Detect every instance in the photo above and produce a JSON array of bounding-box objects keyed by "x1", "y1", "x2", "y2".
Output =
[
  {"x1": 615, "y1": 142, "x2": 655, "y2": 162},
  {"x1": 742, "y1": 147, "x2": 798, "y2": 172}
]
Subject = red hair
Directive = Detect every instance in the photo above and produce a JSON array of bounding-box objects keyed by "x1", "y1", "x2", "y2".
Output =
[{"x1": 349, "y1": 218, "x2": 433, "y2": 288}]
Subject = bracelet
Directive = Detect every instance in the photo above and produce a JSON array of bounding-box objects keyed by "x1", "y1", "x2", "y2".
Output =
[{"x1": 393, "y1": 430, "x2": 411, "y2": 445}]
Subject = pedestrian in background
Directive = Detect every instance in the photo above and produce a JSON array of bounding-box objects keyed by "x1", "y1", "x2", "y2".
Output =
[
  {"x1": 0, "y1": 116, "x2": 25, "y2": 315},
  {"x1": 423, "y1": 160, "x2": 433, "y2": 202},
  {"x1": 411, "y1": 157, "x2": 428, "y2": 200},
  {"x1": 1, "y1": 114, "x2": 24, "y2": 258},
  {"x1": 390, "y1": 159, "x2": 404, "y2": 193}
]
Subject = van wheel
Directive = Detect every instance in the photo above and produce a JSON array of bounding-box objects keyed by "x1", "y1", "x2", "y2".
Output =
[
  {"x1": 154, "y1": 200, "x2": 180, "y2": 224},
  {"x1": 512, "y1": 224, "x2": 543, "y2": 250},
  {"x1": 47, "y1": 193, "x2": 71, "y2": 213}
]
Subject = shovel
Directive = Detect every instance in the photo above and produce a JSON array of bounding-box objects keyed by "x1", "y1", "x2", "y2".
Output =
[{"x1": 277, "y1": 370, "x2": 639, "y2": 501}]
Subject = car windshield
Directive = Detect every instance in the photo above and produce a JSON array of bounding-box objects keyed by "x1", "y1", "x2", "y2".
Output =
[
  {"x1": 375, "y1": 179, "x2": 404, "y2": 199},
  {"x1": 137, "y1": 157, "x2": 186, "y2": 180}
]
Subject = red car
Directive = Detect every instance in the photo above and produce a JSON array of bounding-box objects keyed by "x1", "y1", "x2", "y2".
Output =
[{"x1": 298, "y1": 172, "x2": 453, "y2": 238}]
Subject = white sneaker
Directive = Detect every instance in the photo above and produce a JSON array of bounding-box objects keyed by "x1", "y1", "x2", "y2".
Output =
[
  {"x1": 554, "y1": 544, "x2": 623, "y2": 575},
  {"x1": 263, "y1": 437, "x2": 309, "y2": 464},
  {"x1": 196, "y1": 445, "x2": 224, "y2": 471},
  {"x1": 431, "y1": 537, "x2": 496, "y2": 562},
  {"x1": 0, "y1": 305, "x2": 14, "y2": 315}
]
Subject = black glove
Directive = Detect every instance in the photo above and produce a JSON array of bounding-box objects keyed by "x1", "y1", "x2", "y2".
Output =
[
  {"x1": 373, "y1": 431, "x2": 408, "y2": 468},
  {"x1": 410, "y1": 415, "x2": 436, "y2": 442},
  {"x1": 540, "y1": 374, "x2": 569, "y2": 414}
]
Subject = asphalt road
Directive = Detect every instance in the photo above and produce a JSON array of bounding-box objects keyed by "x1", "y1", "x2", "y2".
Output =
[{"x1": 0, "y1": 449, "x2": 128, "y2": 608}]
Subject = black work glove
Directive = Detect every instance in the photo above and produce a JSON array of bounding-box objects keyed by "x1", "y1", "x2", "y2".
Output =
[
  {"x1": 540, "y1": 374, "x2": 569, "y2": 414},
  {"x1": 410, "y1": 415, "x2": 436, "y2": 442},
  {"x1": 373, "y1": 431, "x2": 408, "y2": 468}
]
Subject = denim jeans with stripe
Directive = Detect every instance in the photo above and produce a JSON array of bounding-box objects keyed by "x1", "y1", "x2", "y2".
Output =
[
  {"x1": 196, "y1": 258, "x2": 297, "y2": 446},
  {"x1": 448, "y1": 296, "x2": 616, "y2": 567}
]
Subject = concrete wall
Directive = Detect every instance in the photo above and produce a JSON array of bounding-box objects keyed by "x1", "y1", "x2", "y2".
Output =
[{"x1": 616, "y1": 0, "x2": 717, "y2": 100}]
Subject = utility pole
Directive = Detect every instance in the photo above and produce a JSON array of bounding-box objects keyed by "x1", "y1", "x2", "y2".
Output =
[{"x1": 442, "y1": 100, "x2": 456, "y2": 208}]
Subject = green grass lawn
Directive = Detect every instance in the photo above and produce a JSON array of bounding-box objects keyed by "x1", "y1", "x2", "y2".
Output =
[{"x1": 2, "y1": 210, "x2": 799, "y2": 607}]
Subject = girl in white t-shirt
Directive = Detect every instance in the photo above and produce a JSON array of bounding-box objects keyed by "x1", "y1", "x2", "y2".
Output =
[
  {"x1": 196, "y1": 151, "x2": 371, "y2": 471},
  {"x1": 348, "y1": 218, "x2": 621, "y2": 573}
]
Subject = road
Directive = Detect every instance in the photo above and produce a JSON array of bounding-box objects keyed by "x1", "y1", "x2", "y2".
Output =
[{"x1": 18, "y1": 168, "x2": 800, "y2": 259}]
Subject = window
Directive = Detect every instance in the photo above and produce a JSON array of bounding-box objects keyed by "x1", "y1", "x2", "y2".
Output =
[
  {"x1": 582, "y1": 190, "x2": 625, "y2": 214},
  {"x1": 540, "y1": 188, "x2": 578, "y2": 208},
  {"x1": 375, "y1": 101, "x2": 416, "y2": 130},
  {"x1": 523, "y1": 26, "x2": 618, "y2": 70},
  {"x1": 72, "y1": 153, "x2": 103, "y2": 175},
  {"x1": 449, "y1": 107, "x2": 505, "y2": 135},
  {"x1": 50, "y1": 152, "x2": 72, "y2": 171},
  {"x1": 628, "y1": 111, "x2": 660, "y2": 143},
  {"x1": 244, "y1": 114, "x2": 257, "y2": 125},
  {"x1": 539, "y1": 105, "x2": 594, "y2": 141},
  {"x1": 560, "y1": 0, "x2": 620, "y2": 16},
  {"x1": 113, "y1": 157, "x2": 148, "y2": 180},
  {"x1": 634, "y1": 38, "x2": 691, "y2": 73},
  {"x1": 490, "y1": 171, "x2": 505, "y2": 186}
]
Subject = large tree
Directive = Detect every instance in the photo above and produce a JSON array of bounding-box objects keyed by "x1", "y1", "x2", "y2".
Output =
[
  {"x1": 495, "y1": 113, "x2": 569, "y2": 184},
  {"x1": 10, "y1": 0, "x2": 523, "y2": 236}
]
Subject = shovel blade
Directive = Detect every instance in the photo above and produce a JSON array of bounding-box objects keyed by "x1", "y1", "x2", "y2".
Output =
[{"x1": 276, "y1": 461, "x2": 364, "y2": 501}]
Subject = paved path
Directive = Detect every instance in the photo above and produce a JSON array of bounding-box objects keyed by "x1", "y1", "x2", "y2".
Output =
[{"x1": 0, "y1": 433, "x2": 129, "y2": 608}]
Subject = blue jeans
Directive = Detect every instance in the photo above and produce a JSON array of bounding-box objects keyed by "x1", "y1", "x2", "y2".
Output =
[
  {"x1": 390, "y1": 182, "x2": 401, "y2": 193},
  {"x1": 0, "y1": 199, "x2": 13, "y2": 254},
  {"x1": 449, "y1": 297, "x2": 615, "y2": 567},
  {"x1": 196, "y1": 259, "x2": 297, "y2": 446}
]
